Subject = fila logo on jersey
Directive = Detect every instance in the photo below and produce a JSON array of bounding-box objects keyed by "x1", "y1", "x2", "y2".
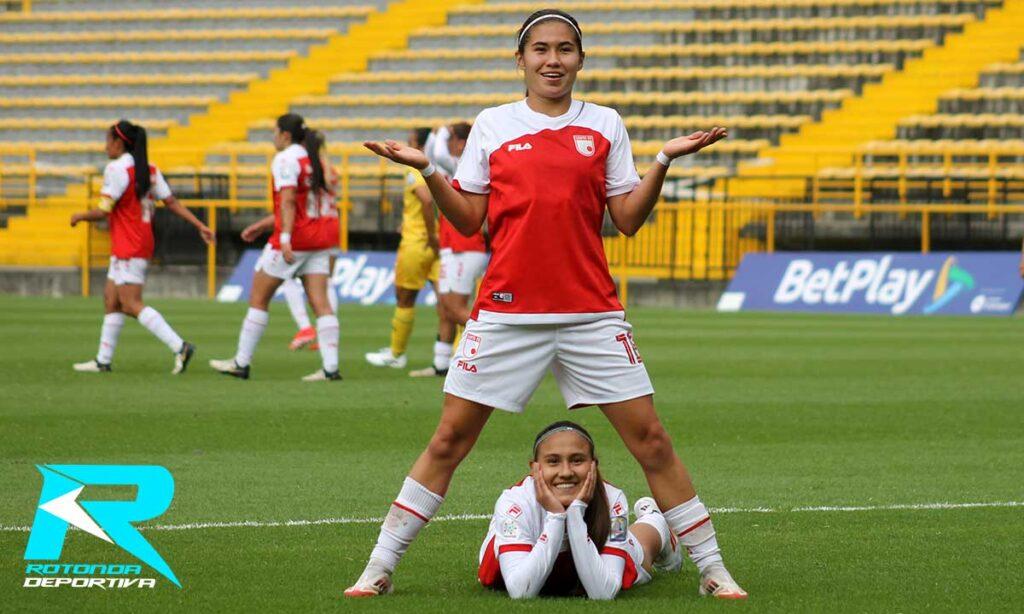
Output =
[
  {"x1": 574, "y1": 135, "x2": 596, "y2": 157},
  {"x1": 612, "y1": 501, "x2": 624, "y2": 516},
  {"x1": 506, "y1": 504, "x2": 523, "y2": 518},
  {"x1": 507, "y1": 142, "x2": 532, "y2": 152}
]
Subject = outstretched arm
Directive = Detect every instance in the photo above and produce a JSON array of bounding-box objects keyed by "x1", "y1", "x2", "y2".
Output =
[
  {"x1": 364, "y1": 140, "x2": 487, "y2": 236},
  {"x1": 606, "y1": 127, "x2": 727, "y2": 237}
]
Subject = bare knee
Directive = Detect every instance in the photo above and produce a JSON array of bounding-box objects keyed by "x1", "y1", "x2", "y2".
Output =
[
  {"x1": 426, "y1": 423, "x2": 473, "y2": 468},
  {"x1": 629, "y1": 423, "x2": 676, "y2": 471}
]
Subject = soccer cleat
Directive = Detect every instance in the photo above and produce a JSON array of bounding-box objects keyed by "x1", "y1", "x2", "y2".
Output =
[
  {"x1": 634, "y1": 497, "x2": 683, "y2": 573},
  {"x1": 301, "y1": 369, "x2": 342, "y2": 382},
  {"x1": 289, "y1": 326, "x2": 317, "y2": 351},
  {"x1": 699, "y1": 564, "x2": 748, "y2": 600},
  {"x1": 364, "y1": 348, "x2": 407, "y2": 369},
  {"x1": 208, "y1": 358, "x2": 250, "y2": 380},
  {"x1": 343, "y1": 563, "x2": 393, "y2": 598},
  {"x1": 172, "y1": 341, "x2": 195, "y2": 375},
  {"x1": 73, "y1": 359, "x2": 111, "y2": 373},
  {"x1": 408, "y1": 366, "x2": 448, "y2": 378}
]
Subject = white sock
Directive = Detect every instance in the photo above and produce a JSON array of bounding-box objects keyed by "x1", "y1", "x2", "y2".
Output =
[
  {"x1": 635, "y1": 511, "x2": 673, "y2": 562},
  {"x1": 234, "y1": 307, "x2": 269, "y2": 368},
  {"x1": 96, "y1": 312, "x2": 126, "y2": 364},
  {"x1": 282, "y1": 279, "x2": 311, "y2": 330},
  {"x1": 327, "y1": 281, "x2": 338, "y2": 314},
  {"x1": 369, "y1": 477, "x2": 444, "y2": 573},
  {"x1": 316, "y1": 314, "x2": 339, "y2": 373},
  {"x1": 137, "y1": 306, "x2": 184, "y2": 353},
  {"x1": 662, "y1": 496, "x2": 722, "y2": 573},
  {"x1": 433, "y1": 339, "x2": 453, "y2": 372}
]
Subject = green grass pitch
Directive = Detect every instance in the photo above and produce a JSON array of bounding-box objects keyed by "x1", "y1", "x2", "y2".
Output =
[{"x1": 0, "y1": 294, "x2": 1021, "y2": 612}]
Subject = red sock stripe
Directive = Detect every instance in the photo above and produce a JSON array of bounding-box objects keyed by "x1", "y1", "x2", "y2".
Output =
[
  {"x1": 676, "y1": 516, "x2": 711, "y2": 538},
  {"x1": 392, "y1": 501, "x2": 430, "y2": 523}
]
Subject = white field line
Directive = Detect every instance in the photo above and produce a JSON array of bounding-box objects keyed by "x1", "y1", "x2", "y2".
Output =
[{"x1": 1, "y1": 501, "x2": 1021, "y2": 534}]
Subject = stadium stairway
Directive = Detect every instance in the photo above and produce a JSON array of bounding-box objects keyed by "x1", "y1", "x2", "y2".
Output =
[
  {"x1": 0, "y1": 0, "x2": 480, "y2": 267},
  {"x1": 734, "y1": 0, "x2": 1024, "y2": 197}
]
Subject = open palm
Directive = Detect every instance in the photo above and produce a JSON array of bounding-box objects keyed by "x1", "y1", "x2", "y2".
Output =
[
  {"x1": 662, "y1": 126, "x2": 728, "y2": 159},
  {"x1": 363, "y1": 140, "x2": 429, "y2": 170}
]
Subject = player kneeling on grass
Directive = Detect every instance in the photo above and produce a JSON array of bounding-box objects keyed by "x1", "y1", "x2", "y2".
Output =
[
  {"x1": 71, "y1": 119, "x2": 213, "y2": 374},
  {"x1": 210, "y1": 115, "x2": 340, "y2": 382},
  {"x1": 478, "y1": 421, "x2": 681, "y2": 600}
]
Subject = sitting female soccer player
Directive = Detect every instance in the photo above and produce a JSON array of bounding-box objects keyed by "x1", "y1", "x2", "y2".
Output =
[{"x1": 478, "y1": 421, "x2": 681, "y2": 600}]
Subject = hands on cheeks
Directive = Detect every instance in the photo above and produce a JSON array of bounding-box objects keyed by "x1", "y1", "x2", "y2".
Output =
[
  {"x1": 575, "y1": 461, "x2": 597, "y2": 506},
  {"x1": 531, "y1": 462, "x2": 565, "y2": 514}
]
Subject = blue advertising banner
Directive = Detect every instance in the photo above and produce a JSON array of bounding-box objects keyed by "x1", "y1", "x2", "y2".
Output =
[
  {"x1": 718, "y1": 252, "x2": 1023, "y2": 316},
  {"x1": 216, "y1": 249, "x2": 436, "y2": 306}
]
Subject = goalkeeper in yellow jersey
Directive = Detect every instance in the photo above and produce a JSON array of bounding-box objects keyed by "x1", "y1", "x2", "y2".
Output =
[{"x1": 365, "y1": 128, "x2": 443, "y2": 369}]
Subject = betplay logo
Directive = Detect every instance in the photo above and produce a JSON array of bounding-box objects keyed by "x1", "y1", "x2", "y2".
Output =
[{"x1": 23, "y1": 465, "x2": 180, "y2": 588}]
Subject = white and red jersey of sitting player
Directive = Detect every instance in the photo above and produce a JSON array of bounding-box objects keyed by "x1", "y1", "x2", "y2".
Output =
[{"x1": 477, "y1": 421, "x2": 681, "y2": 600}]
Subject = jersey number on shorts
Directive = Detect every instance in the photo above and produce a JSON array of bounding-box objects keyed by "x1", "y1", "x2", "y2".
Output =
[{"x1": 615, "y1": 332, "x2": 643, "y2": 365}]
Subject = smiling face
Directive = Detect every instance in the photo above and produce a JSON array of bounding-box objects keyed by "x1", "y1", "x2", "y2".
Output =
[
  {"x1": 533, "y1": 430, "x2": 594, "y2": 507},
  {"x1": 516, "y1": 20, "x2": 583, "y2": 103}
]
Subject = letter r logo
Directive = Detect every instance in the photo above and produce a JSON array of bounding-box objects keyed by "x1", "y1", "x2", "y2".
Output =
[{"x1": 24, "y1": 465, "x2": 180, "y2": 587}]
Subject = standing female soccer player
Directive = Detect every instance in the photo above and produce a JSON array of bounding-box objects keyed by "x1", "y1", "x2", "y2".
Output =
[
  {"x1": 478, "y1": 421, "x2": 681, "y2": 600},
  {"x1": 71, "y1": 119, "x2": 213, "y2": 374},
  {"x1": 347, "y1": 9, "x2": 745, "y2": 599},
  {"x1": 364, "y1": 128, "x2": 443, "y2": 370},
  {"x1": 209, "y1": 116, "x2": 340, "y2": 381}
]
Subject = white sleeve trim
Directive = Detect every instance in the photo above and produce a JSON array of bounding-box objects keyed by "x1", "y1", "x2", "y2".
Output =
[
  {"x1": 606, "y1": 180, "x2": 640, "y2": 198},
  {"x1": 499, "y1": 512, "x2": 565, "y2": 599},
  {"x1": 566, "y1": 501, "x2": 624, "y2": 600}
]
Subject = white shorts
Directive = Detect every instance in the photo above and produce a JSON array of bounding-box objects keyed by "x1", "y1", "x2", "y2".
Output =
[
  {"x1": 438, "y1": 249, "x2": 489, "y2": 295},
  {"x1": 616, "y1": 530, "x2": 653, "y2": 588},
  {"x1": 254, "y1": 244, "x2": 331, "y2": 280},
  {"x1": 444, "y1": 317, "x2": 654, "y2": 413},
  {"x1": 106, "y1": 257, "x2": 147, "y2": 286}
]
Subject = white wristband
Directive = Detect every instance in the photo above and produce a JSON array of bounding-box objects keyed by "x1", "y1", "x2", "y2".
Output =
[
  {"x1": 420, "y1": 163, "x2": 436, "y2": 178},
  {"x1": 656, "y1": 151, "x2": 672, "y2": 167},
  {"x1": 279, "y1": 232, "x2": 291, "y2": 245}
]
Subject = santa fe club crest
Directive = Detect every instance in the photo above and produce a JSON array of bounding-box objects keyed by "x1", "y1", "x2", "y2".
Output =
[{"x1": 573, "y1": 134, "x2": 595, "y2": 157}]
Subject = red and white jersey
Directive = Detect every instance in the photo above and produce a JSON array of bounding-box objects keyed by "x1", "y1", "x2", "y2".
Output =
[
  {"x1": 453, "y1": 99, "x2": 641, "y2": 324},
  {"x1": 100, "y1": 152, "x2": 172, "y2": 260},
  {"x1": 477, "y1": 476, "x2": 635, "y2": 596},
  {"x1": 438, "y1": 215, "x2": 486, "y2": 253},
  {"x1": 269, "y1": 144, "x2": 336, "y2": 251}
]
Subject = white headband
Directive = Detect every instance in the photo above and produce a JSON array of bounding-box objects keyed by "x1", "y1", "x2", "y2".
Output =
[
  {"x1": 517, "y1": 14, "x2": 582, "y2": 48},
  {"x1": 533, "y1": 425, "x2": 593, "y2": 455}
]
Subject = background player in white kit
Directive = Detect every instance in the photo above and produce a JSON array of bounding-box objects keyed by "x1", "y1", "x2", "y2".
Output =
[
  {"x1": 210, "y1": 115, "x2": 340, "y2": 382},
  {"x1": 348, "y1": 9, "x2": 744, "y2": 600},
  {"x1": 71, "y1": 119, "x2": 213, "y2": 374},
  {"x1": 478, "y1": 421, "x2": 683, "y2": 600},
  {"x1": 411, "y1": 122, "x2": 490, "y2": 378}
]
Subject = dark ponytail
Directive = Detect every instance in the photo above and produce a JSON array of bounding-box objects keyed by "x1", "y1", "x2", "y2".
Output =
[
  {"x1": 304, "y1": 129, "x2": 327, "y2": 194},
  {"x1": 533, "y1": 421, "x2": 611, "y2": 549},
  {"x1": 111, "y1": 119, "x2": 150, "y2": 198},
  {"x1": 413, "y1": 127, "x2": 432, "y2": 150}
]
